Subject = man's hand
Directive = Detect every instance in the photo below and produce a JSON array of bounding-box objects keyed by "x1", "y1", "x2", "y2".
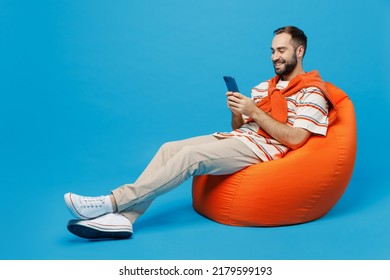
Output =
[
  {"x1": 226, "y1": 91, "x2": 257, "y2": 118},
  {"x1": 226, "y1": 91, "x2": 248, "y2": 130}
]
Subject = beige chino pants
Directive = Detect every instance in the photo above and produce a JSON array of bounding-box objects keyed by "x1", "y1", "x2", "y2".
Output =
[{"x1": 111, "y1": 135, "x2": 261, "y2": 223}]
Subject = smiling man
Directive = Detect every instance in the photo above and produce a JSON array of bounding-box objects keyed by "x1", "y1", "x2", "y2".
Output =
[{"x1": 64, "y1": 26, "x2": 333, "y2": 240}]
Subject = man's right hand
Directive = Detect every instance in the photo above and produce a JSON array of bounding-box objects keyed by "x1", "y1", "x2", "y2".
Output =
[{"x1": 226, "y1": 91, "x2": 245, "y2": 129}]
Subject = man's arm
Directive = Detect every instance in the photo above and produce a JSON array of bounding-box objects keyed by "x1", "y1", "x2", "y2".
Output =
[
  {"x1": 250, "y1": 108, "x2": 311, "y2": 150},
  {"x1": 227, "y1": 92, "x2": 311, "y2": 150}
]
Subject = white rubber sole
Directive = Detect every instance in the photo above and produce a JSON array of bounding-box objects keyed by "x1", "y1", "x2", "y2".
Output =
[{"x1": 67, "y1": 220, "x2": 133, "y2": 239}]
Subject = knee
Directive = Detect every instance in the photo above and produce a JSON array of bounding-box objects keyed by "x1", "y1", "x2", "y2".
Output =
[
  {"x1": 160, "y1": 141, "x2": 177, "y2": 152},
  {"x1": 160, "y1": 140, "x2": 204, "y2": 165},
  {"x1": 159, "y1": 141, "x2": 183, "y2": 159}
]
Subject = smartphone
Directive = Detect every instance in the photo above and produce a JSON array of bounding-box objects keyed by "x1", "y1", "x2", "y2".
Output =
[{"x1": 223, "y1": 76, "x2": 240, "y2": 92}]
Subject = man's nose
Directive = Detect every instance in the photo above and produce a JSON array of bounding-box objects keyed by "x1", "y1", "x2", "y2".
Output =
[{"x1": 272, "y1": 52, "x2": 279, "y2": 62}]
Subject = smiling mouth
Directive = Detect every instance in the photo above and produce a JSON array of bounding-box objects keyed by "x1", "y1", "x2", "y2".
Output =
[{"x1": 274, "y1": 62, "x2": 284, "y2": 68}]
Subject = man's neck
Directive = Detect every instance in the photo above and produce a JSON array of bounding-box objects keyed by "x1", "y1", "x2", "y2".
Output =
[{"x1": 282, "y1": 66, "x2": 305, "y2": 81}]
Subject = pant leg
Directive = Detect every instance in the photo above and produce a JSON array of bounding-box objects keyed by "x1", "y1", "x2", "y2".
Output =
[
  {"x1": 112, "y1": 135, "x2": 218, "y2": 223},
  {"x1": 112, "y1": 136, "x2": 261, "y2": 223},
  {"x1": 134, "y1": 135, "x2": 218, "y2": 184}
]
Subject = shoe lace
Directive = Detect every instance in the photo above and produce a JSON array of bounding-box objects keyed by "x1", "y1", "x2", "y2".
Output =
[{"x1": 80, "y1": 196, "x2": 105, "y2": 209}]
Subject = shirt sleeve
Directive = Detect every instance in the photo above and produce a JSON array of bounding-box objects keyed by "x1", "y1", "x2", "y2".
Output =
[
  {"x1": 293, "y1": 87, "x2": 329, "y2": 136},
  {"x1": 251, "y1": 81, "x2": 269, "y2": 102}
]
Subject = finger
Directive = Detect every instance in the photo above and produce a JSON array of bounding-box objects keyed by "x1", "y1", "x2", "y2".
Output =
[
  {"x1": 227, "y1": 100, "x2": 241, "y2": 109},
  {"x1": 232, "y1": 92, "x2": 244, "y2": 99},
  {"x1": 227, "y1": 96, "x2": 240, "y2": 104}
]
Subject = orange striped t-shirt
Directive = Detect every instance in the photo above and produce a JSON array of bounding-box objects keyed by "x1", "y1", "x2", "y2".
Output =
[{"x1": 214, "y1": 80, "x2": 329, "y2": 161}]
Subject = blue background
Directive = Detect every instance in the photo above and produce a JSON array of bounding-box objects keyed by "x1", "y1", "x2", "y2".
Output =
[{"x1": 1, "y1": 0, "x2": 389, "y2": 259}]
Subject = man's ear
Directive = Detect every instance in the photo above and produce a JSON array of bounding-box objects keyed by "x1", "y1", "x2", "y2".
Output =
[{"x1": 296, "y1": 45, "x2": 305, "y2": 58}]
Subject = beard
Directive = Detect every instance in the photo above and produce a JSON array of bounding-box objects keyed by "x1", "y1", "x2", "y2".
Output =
[{"x1": 273, "y1": 54, "x2": 298, "y2": 77}]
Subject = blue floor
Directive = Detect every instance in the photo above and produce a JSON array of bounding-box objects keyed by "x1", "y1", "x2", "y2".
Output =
[{"x1": 1, "y1": 0, "x2": 389, "y2": 260}]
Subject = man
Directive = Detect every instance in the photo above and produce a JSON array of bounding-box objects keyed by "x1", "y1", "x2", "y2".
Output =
[{"x1": 64, "y1": 26, "x2": 331, "y2": 239}]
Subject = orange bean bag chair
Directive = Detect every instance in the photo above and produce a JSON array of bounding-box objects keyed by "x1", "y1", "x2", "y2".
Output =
[{"x1": 192, "y1": 83, "x2": 356, "y2": 226}]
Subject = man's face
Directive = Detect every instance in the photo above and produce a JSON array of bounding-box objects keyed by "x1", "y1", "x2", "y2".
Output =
[{"x1": 271, "y1": 33, "x2": 298, "y2": 77}]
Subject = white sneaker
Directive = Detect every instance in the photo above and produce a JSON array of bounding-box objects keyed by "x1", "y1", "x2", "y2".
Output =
[
  {"x1": 67, "y1": 213, "x2": 133, "y2": 239},
  {"x1": 64, "y1": 193, "x2": 112, "y2": 220}
]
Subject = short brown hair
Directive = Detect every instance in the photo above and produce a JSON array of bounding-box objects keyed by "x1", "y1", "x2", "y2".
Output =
[{"x1": 274, "y1": 26, "x2": 307, "y2": 57}]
